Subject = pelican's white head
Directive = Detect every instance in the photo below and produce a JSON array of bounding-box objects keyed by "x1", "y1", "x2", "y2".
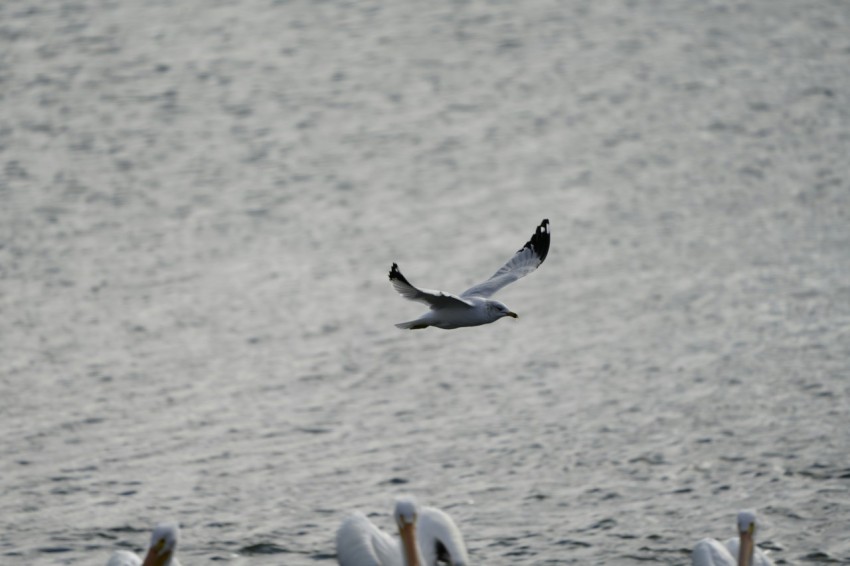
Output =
[
  {"x1": 394, "y1": 496, "x2": 419, "y2": 527},
  {"x1": 142, "y1": 523, "x2": 179, "y2": 566},
  {"x1": 736, "y1": 510, "x2": 757, "y2": 566},
  {"x1": 487, "y1": 300, "x2": 518, "y2": 320},
  {"x1": 737, "y1": 510, "x2": 757, "y2": 534}
]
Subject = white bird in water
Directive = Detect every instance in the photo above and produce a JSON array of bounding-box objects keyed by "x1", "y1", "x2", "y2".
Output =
[
  {"x1": 692, "y1": 510, "x2": 774, "y2": 566},
  {"x1": 106, "y1": 523, "x2": 181, "y2": 566},
  {"x1": 336, "y1": 496, "x2": 469, "y2": 566},
  {"x1": 389, "y1": 218, "x2": 551, "y2": 329}
]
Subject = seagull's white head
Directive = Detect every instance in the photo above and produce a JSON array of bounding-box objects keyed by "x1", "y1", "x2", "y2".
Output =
[
  {"x1": 142, "y1": 523, "x2": 179, "y2": 566},
  {"x1": 488, "y1": 300, "x2": 518, "y2": 320},
  {"x1": 736, "y1": 510, "x2": 758, "y2": 566}
]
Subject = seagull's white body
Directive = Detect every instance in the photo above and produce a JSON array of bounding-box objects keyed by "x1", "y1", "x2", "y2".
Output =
[
  {"x1": 336, "y1": 497, "x2": 469, "y2": 566},
  {"x1": 394, "y1": 295, "x2": 509, "y2": 330},
  {"x1": 389, "y1": 219, "x2": 550, "y2": 330},
  {"x1": 692, "y1": 511, "x2": 774, "y2": 566},
  {"x1": 106, "y1": 524, "x2": 182, "y2": 566}
]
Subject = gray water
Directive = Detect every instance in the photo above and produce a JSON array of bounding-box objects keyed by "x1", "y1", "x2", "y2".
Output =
[{"x1": 2, "y1": 0, "x2": 850, "y2": 564}]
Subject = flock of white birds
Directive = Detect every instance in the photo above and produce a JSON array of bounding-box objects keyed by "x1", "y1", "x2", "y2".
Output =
[
  {"x1": 107, "y1": 503, "x2": 773, "y2": 566},
  {"x1": 108, "y1": 220, "x2": 775, "y2": 565}
]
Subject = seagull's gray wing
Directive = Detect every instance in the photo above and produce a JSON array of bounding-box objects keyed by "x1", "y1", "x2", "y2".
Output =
[
  {"x1": 460, "y1": 218, "x2": 550, "y2": 299},
  {"x1": 389, "y1": 263, "x2": 474, "y2": 309}
]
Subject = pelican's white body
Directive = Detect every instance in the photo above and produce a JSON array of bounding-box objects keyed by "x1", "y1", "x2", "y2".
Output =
[
  {"x1": 336, "y1": 503, "x2": 469, "y2": 566},
  {"x1": 106, "y1": 524, "x2": 182, "y2": 566},
  {"x1": 692, "y1": 511, "x2": 774, "y2": 566},
  {"x1": 106, "y1": 550, "x2": 143, "y2": 566},
  {"x1": 106, "y1": 549, "x2": 182, "y2": 566},
  {"x1": 692, "y1": 537, "x2": 774, "y2": 565}
]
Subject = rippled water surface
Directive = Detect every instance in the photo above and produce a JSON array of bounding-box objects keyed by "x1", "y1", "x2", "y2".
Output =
[{"x1": 2, "y1": 0, "x2": 850, "y2": 564}]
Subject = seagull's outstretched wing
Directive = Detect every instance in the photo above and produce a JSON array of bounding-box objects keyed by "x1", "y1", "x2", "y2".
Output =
[
  {"x1": 460, "y1": 218, "x2": 550, "y2": 299},
  {"x1": 389, "y1": 263, "x2": 474, "y2": 309}
]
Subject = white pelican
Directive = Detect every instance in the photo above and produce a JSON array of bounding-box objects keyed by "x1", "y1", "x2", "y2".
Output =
[
  {"x1": 389, "y1": 218, "x2": 550, "y2": 329},
  {"x1": 336, "y1": 496, "x2": 469, "y2": 566},
  {"x1": 106, "y1": 523, "x2": 181, "y2": 566},
  {"x1": 692, "y1": 510, "x2": 774, "y2": 566}
]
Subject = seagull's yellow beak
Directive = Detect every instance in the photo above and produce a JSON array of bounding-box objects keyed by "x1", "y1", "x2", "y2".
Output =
[{"x1": 507, "y1": 312, "x2": 518, "y2": 318}]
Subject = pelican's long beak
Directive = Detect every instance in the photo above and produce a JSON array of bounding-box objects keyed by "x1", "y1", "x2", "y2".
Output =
[
  {"x1": 737, "y1": 526, "x2": 755, "y2": 566},
  {"x1": 506, "y1": 311, "x2": 518, "y2": 318},
  {"x1": 141, "y1": 540, "x2": 171, "y2": 566},
  {"x1": 398, "y1": 521, "x2": 420, "y2": 566}
]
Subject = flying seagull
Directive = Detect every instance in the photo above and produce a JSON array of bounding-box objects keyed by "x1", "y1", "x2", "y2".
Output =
[{"x1": 388, "y1": 218, "x2": 550, "y2": 329}]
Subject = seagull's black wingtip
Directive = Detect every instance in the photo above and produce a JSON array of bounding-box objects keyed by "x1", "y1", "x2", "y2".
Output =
[
  {"x1": 521, "y1": 218, "x2": 550, "y2": 264},
  {"x1": 389, "y1": 262, "x2": 410, "y2": 285}
]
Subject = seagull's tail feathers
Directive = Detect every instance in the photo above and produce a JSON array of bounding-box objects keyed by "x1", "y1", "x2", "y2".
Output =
[{"x1": 395, "y1": 320, "x2": 430, "y2": 330}]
